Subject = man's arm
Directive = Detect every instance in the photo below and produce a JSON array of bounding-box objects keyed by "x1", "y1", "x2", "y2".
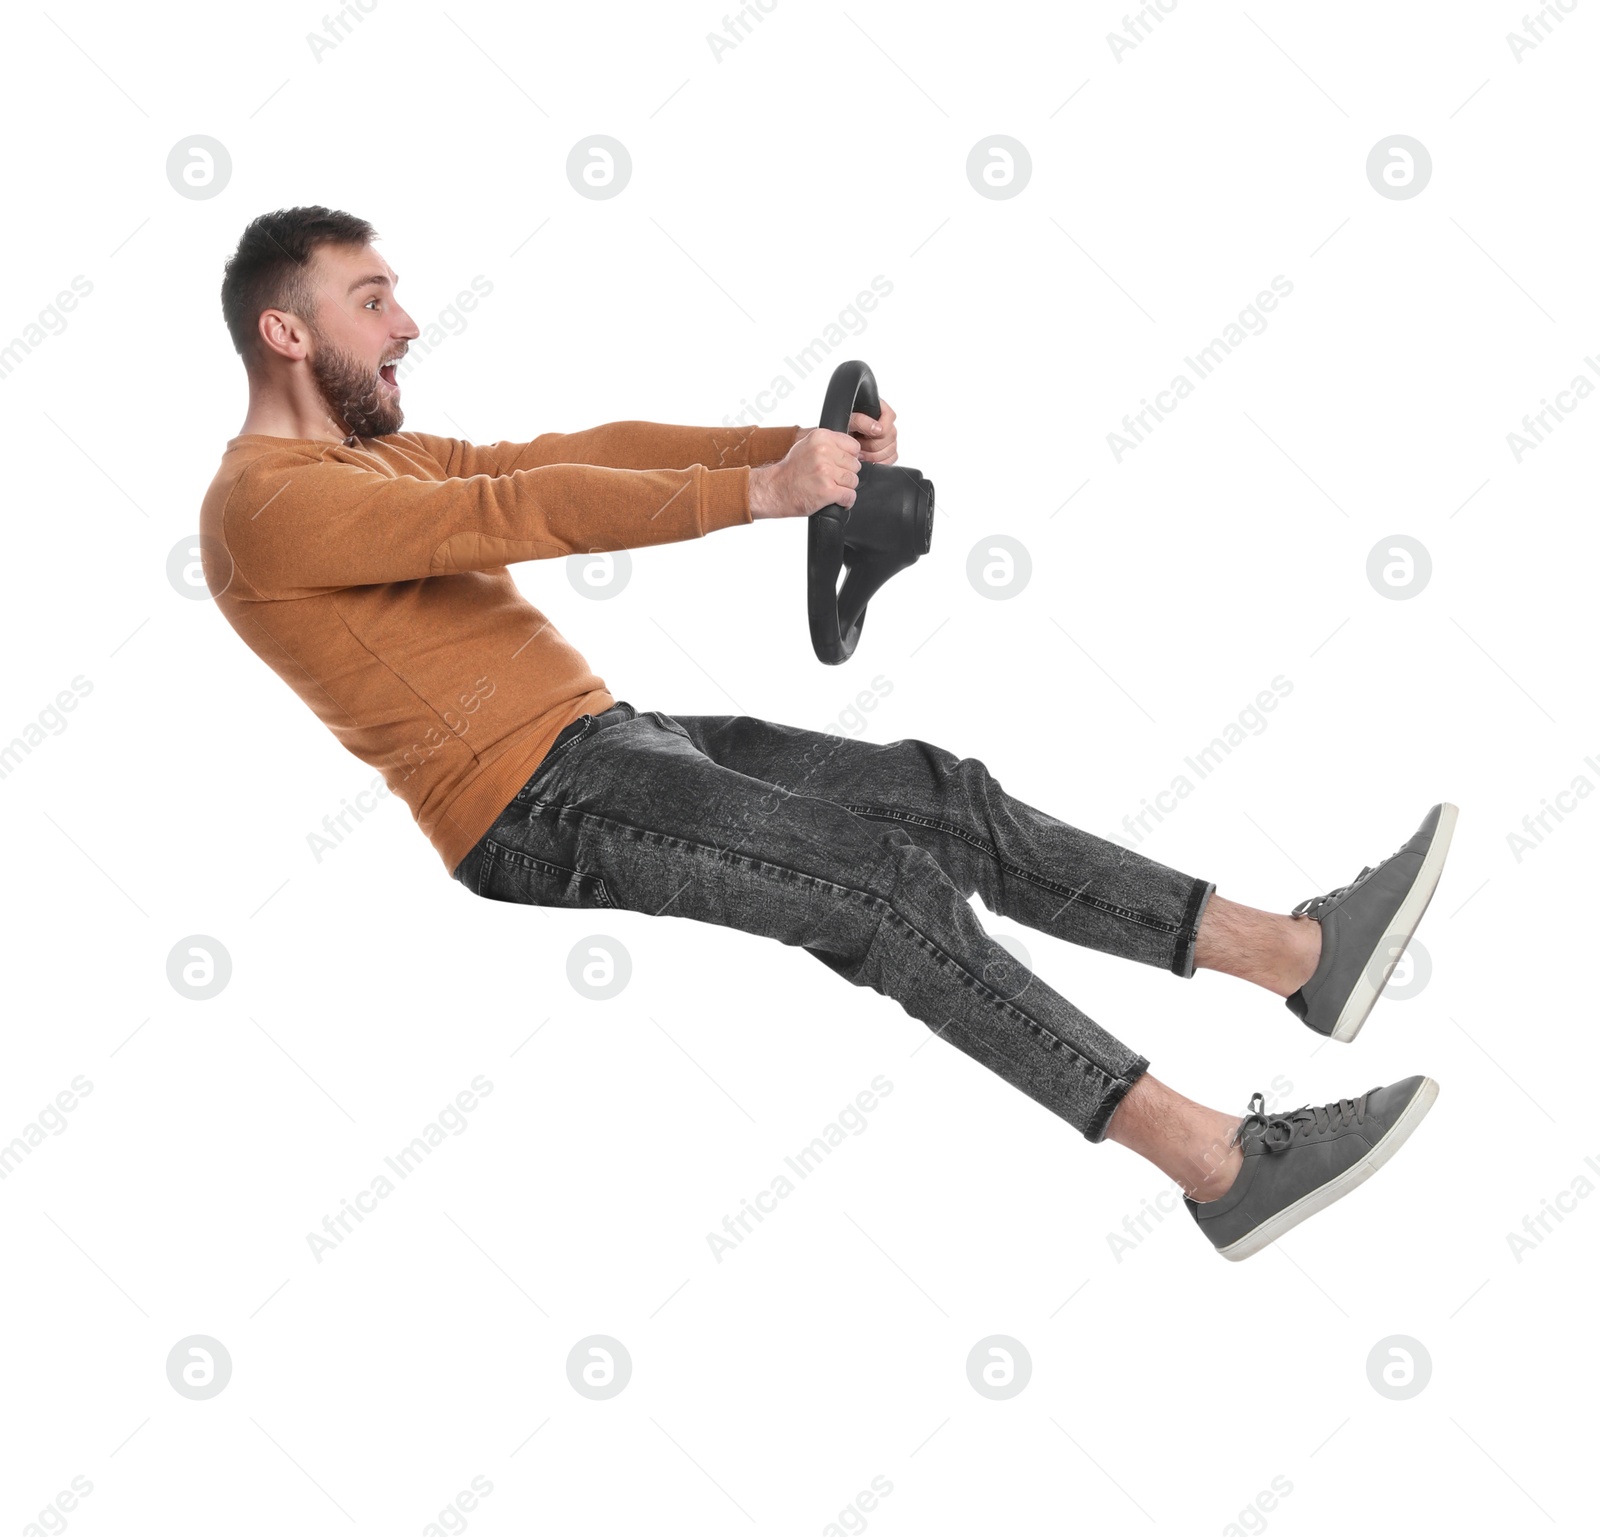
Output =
[
  {"x1": 222, "y1": 449, "x2": 759, "y2": 600},
  {"x1": 409, "y1": 421, "x2": 801, "y2": 478}
]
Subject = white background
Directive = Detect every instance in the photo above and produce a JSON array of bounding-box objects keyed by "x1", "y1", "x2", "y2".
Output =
[{"x1": 2, "y1": 2, "x2": 1594, "y2": 1532}]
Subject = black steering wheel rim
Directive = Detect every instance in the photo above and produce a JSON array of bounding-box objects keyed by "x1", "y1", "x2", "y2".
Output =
[{"x1": 807, "y1": 360, "x2": 879, "y2": 664}]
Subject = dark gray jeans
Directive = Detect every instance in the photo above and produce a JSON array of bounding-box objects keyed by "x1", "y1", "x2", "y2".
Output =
[{"x1": 453, "y1": 701, "x2": 1213, "y2": 1141}]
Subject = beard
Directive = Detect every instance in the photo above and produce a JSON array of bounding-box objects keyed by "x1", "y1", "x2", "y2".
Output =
[{"x1": 308, "y1": 331, "x2": 403, "y2": 440}]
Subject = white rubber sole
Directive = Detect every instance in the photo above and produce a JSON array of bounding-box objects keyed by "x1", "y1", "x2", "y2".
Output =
[
  {"x1": 1328, "y1": 802, "x2": 1459, "y2": 1043},
  {"x1": 1218, "y1": 1076, "x2": 1440, "y2": 1261}
]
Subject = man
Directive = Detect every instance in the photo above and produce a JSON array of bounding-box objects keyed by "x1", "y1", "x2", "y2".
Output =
[{"x1": 201, "y1": 206, "x2": 1456, "y2": 1261}]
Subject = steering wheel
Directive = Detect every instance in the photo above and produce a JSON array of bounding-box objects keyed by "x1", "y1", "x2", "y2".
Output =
[{"x1": 806, "y1": 360, "x2": 935, "y2": 664}]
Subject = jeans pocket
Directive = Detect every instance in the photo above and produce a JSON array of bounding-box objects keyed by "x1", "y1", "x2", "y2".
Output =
[
  {"x1": 475, "y1": 838, "x2": 614, "y2": 908},
  {"x1": 514, "y1": 715, "x2": 595, "y2": 805}
]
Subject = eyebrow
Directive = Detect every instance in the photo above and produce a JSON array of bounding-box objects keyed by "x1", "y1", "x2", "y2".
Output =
[{"x1": 346, "y1": 272, "x2": 398, "y2": 295}]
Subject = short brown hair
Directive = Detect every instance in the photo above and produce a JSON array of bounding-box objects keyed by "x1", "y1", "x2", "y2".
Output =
[{"x1": 220, "y1": 206, "x2": 377, "y2": 365}]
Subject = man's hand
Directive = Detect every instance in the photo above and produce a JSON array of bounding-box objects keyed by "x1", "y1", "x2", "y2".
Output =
[
  {"x1": 748, "y1": 399, "x2": 900, "y2": 519},
  {"x1": 848, "y1": 397, "x2": 898, "y2": 465},
  {"x1": 749, "y1": 427, "x2": 861, "y2": 519}
]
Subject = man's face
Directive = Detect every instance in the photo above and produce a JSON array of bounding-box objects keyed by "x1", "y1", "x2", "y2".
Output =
[{"x1": 302, "y1": 242, "x2": 419, "y2": 439}]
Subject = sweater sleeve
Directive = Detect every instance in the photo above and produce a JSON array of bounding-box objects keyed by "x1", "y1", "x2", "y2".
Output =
[
  {"x1": 222, "y1": 450, "x2": 755, "y2": 599},
  {"x1": 409, "y1": 421, "x2": 801, "y2": 478}
]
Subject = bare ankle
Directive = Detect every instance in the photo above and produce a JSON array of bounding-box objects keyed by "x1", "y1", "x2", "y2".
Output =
[
  {"x1": 1186, "y1": 1141, "x2": 1243, "y2": 1203},
  {"x1": 1106, "y1": 1075, "x2": 1246, "y2": 1202},
  {"x1": 1194, "y1": 895, "x2": 1321, "y2": 997},
  {"x1": 1282, "y1": 913, "x2": 1321, "y2": 995}
]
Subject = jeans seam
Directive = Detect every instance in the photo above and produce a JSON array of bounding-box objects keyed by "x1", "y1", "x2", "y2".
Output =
[
  {"x1": 876, "y1": 907, "x2": 1128, "y2": 1080},
  {"x1": 532, "y1": 803, "x2": 1130, "y2": 1085},
  {"x1": 528, "y1": 802, "x2": 883, "y2": 909},
  {"x1": 839, "y1": 802, "x2": 1186, "y2": 939}
]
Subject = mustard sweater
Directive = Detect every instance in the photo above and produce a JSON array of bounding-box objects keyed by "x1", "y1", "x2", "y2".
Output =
[{"x1": 199, "y1": 421, "x2": 800, "y2": 876}]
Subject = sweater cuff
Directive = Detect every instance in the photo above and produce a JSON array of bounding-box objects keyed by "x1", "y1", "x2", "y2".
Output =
[
  {"x1": 745, "y1": 423, "x2": 801, "y2": 466},
  {"x1": 701, "y1": 465, "x2": 756, "y2": 534}
]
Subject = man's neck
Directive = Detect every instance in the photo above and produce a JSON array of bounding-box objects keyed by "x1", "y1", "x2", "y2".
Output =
[{"x1": 239, "y1": 389, "x2": 348, "y2": 443}]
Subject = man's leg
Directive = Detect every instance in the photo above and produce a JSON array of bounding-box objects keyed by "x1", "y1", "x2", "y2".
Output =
[
  {"x1": 461, "y1": 703, "x2": 1160, "y2": 1140},
  {"x1": 667, "y1": 710, "x2": 1324, "y2": 999},
  {"x1": 1192, "y1": 894, "x2": 1321, "y2": 998},
  {"x1": 654, "y1": 709, "x2": 1444, "y2": 1255},
  {"x1": 1103, "y1": 1072, "x2": 1246, "y2": 1201},
  {"x1": 458, "y1": 703, "x2": 1439, "y2": 1257},
  {"x1": 666, "y1": 710, "x2": 1217, "y2": 978}
]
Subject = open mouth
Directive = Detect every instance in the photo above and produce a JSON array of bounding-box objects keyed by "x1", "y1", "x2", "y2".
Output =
[{"x1": 378, "y1": 359, "x2": 400, "y2": 390}]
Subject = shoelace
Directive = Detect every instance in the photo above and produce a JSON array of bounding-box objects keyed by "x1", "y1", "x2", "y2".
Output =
[
  {"x1": 1231, "y1": 1089, "x2": 1375, "y2": 1154},
  {"x1": 1291, "y1": 834, "x2": 1408, "y2": 918}
]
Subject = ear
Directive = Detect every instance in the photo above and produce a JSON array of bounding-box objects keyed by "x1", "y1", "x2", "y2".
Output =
[{"x1": 256, "y1": 306, "x2": 312, "y2": 364}]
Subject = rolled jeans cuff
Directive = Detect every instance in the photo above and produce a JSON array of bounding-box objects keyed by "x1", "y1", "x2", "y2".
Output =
[
  {"x1": 1085, "y1": 1056, "x2": 1150, "y2": 1143},
  {"x1": 1170, "y1": 877, "x2": 1215, "y2": 980}
]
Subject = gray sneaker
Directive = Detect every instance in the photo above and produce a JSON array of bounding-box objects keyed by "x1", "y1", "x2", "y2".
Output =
[
  {"x1": 1185, "y1": 1076, "x2": 1439, "y2": 1261},
  {"x1": 1287, "y1": 803, "x2": 1458, "y2": 1042}
]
